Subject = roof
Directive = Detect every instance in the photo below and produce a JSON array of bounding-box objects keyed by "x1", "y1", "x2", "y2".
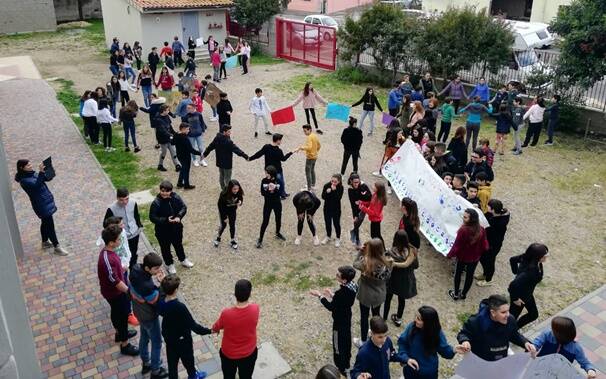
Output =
[{"x1": 131, "y1": 0, "x2": 233, "y2": 12}]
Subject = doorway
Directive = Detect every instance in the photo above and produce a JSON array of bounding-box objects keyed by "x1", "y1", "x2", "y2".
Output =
[
  {"x1": 181, "y1": 12, "x2": 200, "y2": 42},
  {"x1": 491, "y1": 0, "x2": 533, "y2": 21}
]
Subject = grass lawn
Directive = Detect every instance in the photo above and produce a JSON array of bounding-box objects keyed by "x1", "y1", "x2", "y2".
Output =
[{"x1": 251, "y1": 51, "x2": 285, "y2": 65}]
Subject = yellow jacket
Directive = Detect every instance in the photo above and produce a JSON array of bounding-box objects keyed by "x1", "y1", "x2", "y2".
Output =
[
  {"x1": 478, "y1": 184, "x2": 492, "y2": 213},
  {"x1": 300, "y1": 133, "x2": 321, "y2": 160}
]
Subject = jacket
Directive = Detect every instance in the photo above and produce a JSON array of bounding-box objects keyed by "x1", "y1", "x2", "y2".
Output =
[
  {"x1": 299, "y1": 133, "x2": 321, "y2": 160},
  {"x1": 457, "y1": 298, "x2": 529, "y2": 361},
  {"x1": 459, "y1": 102, "x2": 491, "y2": 124},
  {"x1": 489, "y1": 91, "x2": 507, "y2": 108},
  {"x1": 105, "y1": 200, "x2": 142, "y2": 239},
  {"x1": 439, "y1": 81, "x2": 467, "y2": 100},
  {"x1": 523, "y1": 104, "x2": 545, "y2": 123},
  {"x1": 158, "y1": 298, "x2": 211, "y2": 346},
  {"x1": 447, "y1": 226, "x2": 488, "y2": 263},
  {"x1": 508, "y1": 255, "x2": 543, "y2": 302},
  {"x1": 353, "y1": 252, "x2": 391, "y2": 307},
  {"x1": 218, "y1": 191, "x2": 243, "y2": 215},
  {"x1": 482, "y1": 145, "x2": 494, "y2": 168},
  {"x1": 147, "y1": 52, "x2": 160, "y2": 67},
  {"x1": 469, "y1": 83, "x2": 490, "y2": 102},
  {"x1": 410, "y1": 90, "x2": 424, "y2": 102},
  {"x1": 440, "y1": 103, "x2": 455, "y2": 123},
  {"x1": 398, "y1": 217, "x2": 421, "y2": 249},
  {"x1": 176, "y1": 98, "x2": 193, "y2": 118},
  {"x1": 203, "y1": 133, "x2": 248, "y2": 169},
  {"x1": 352, "y1": 93, "x2": 383, "y2": 112},
  {"x1": 293, "y1": 190, "x2": 321, "y2": 215},
  {"x1": 546, "y1": 103, "x2": 559, "y2": 121},
  {"x1": 388, "y1": 88, "x2": 403, "y2": 109},
  {"x1": 15, "y1": 171, "x2": 57, "y2": 219},
  {"x1": 485, "y1": 211, "x2": 510, "y2": 253},
  {"x1": 350, "y1": 337, "x2": 400, "y2": 379},
  {"x1": 129, "y1": 264, "x2": 159, "y2": 322},
  {"x1": 386, "y1": 248, "x2": 418, "y2": 298},
  {"x1": 172, "y1": 133, "x2": 201, "y2": 161},
  {"x1": 341, "y1": 126, "x2": 363, "y2": 152},
  {"x1": 348, "y1": 183, "x2": 372, "y2": 216},
  {"x1": 477, "y1": 184, "x2": 492, "y2": 213},
  {"x1": 490, "y1": 111, "x2": 517, "y2": 134},
  {"x1": 140, "y1": 97, "x2": 166, "y2": 126},
  {"x1": 447, "y1": 138, "x2": 467, "y2": 173},
  {"x1": 397, "y1": 323, "x2": 455, "y2": 376},
  {"x1": 511, "y1": 105, "x2": 525, "y2": 126},
  {"x1": 249, "y1": 144, "x2": 293, "y2": 173},
  {"x1": 533, "y1": 330, "x2": 595, "y2": 372},
  {"x1": 249, "y1": 95, "x2": 271, "y2": 116},
  {"x1": 260, "y1": 177, "x2": 281, "y2": 203},
  {"x1": 216, "y1": 99, "x2": 233, "y2": 125},
  {"x1": 293, "y1": 90, "x2": 326, "y2": 109},
  {"x1": 420, "y1": 78, "x2": 435, "y2": 96},
  {"x1": 321, "y1": 183, "x2": 343, "y2": 213},
  {"x1": 320, "y1": 281, "x2": 357, "y2": 329},
  {"x1": 359, "y1": 194, "x2": 384, "y2": 222},
  {"x1": 153, "y1": 114, "x2": 176, "y2": 144},
  {"x1": 182, "y1": 111, "x2": 206, "y2": 137},
  {"x1": 156, "y1": 73, "x2": 174, "y2": 90},
  {"x1": 464, "y1": 161, "x2": 494, "y2": 182},
  {"x1": 149, "y1": 192, "x2": 187, "y2": 236}
]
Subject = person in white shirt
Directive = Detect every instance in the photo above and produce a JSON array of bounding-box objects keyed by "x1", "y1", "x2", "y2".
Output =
[
  {"x1": 249, "y1": 88, "x2": 272, "y2": 138},
  {"x1": 82, "y1": 93, "x2": 100, "y2": 144},
  {"x1": 97, "y1": 98, "x2": 119, "y2": 152},
  {"x1": 123, "y1": 55, "x2": 137, "y2": 84},
  {"x1": 522, "y1": 96, "x2": 546, "y2": 147},
  {"x1": 239, "y1": 41, "x2": 251, "y2": 74},
  {"x1": 118, "y1": 71, "x2": 136, "y2": 107}
]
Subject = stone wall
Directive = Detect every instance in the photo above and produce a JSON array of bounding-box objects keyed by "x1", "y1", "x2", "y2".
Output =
[
  {"x1": 0, "y1": 0, "x2": 56, "y2": 34},
  {"x1": 54, "y1": 0, "x2": 103, "y2": 23}
]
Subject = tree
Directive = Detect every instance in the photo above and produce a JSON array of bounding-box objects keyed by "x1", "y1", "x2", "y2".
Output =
[
  {"x1": 233, "y1": 0, "x2": 281, "y2": 31},
  {"x1": 337, "y1": 16, "x2": 365, "y2": 66},
  {"x1": 381, "y1": 15, "x2": 421, "y2": 80},
  {"x1": 550, "y1": 0, "x2": 606, "y2": 88}
]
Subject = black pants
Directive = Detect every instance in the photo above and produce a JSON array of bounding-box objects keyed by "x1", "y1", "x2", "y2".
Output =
[
  {"x1": 453, "y1": 99, "x2": 461, "y2": 114},
  {"x1": 128, "y1": 235, "x2": 139, "y2": 268},
  {"x1": 360, "y1": 304, "x2": 381, "y2": 341},
  {"x1": 383, "y1": 293, "x2": 406, "y2": 319},
  {"x1": 120, "y1": 90, "x2": 130, "y2": 107},
  {"x1": 297, "y1": 213, "x2": 317, "y2": 236},
  {"x1": 156, "y1": 226, "x2": 186, "y2": 266},
  {"x1": 437, "y1": 121, "x2": 451, "y2": 142},
  {"x1": 106, "y1": 293, "x2": 130, "y2": 342},
  {"x1": 218, "y1": 208, "x2": 237, "y2": 239},
  {"x1": 177, "y1": 158, "x2": 191, "y2": 186},
  {"x1": 241, "y1": 55, "x2": 249, "y2": 74},
  {"x1": 220, "y1": 62, "x2": 227, "y2": 78},
  {"x1": 510, "y1": 295, "x2": 539, "y2": 329},
  {"x1": 40, "y1": 215, "x2": 59, "y2": 246},
  {"x1": 479, "y1": 245, "x2": 501, "y2": 282},
  {"x1": 341, "y1": 150, "x2": 359, "y2": 175},
  {"x1": 388, "y1": 107, "x2": 399, "y2": 117},
  {"x1": 523, "y1": 121, "x2": 542, "y2": 146},
  {"x1": 352, "y1": 211, "x2": 366, "y2": 244},
  {"x1": 304, "y1": 108, "x2": 319, "y2": 129},
  {"x1": 453, "y1": 261, "x2": 478, "y2": 297},
  {"x1": 220, "y1": 348, "x2": 258, "y2": 379},
  {"x1": 332, "y1": 327, "x2": 352, "y2": 373},
  {"x1": 82, "y1": 115, "x2": 93, "y2": 137},
  {"x1": 135, "y1": 57, "x2": 142, "y2": 70},
  {"x1": 370, "y1": 221, "x2": 383, "y2": 245},
  {"x1": 101, "y1": 123, "x2": 112, "y2": 148},
  {"x1": 150, "y1": 65, "x2": 157, "y2": 82},
  {"x1": 324, "y1": 209, "x2": 341, "y2": 238},
  {"x1": 166, "y1": 339, "x2": 196, "y2": 379},
  {"x1": 83, "y1": 116, "x2": 98, "y2": 143},
  {"x1": 174, "y1": 51, "x2": 184, "y2": 66},
  {"x1": 259, "y1": 200, "x2": 282, "y2": 242}
]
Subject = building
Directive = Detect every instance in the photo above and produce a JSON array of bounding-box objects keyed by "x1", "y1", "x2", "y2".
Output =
[
  {"x1": 100, "y1": 0, "x2": 232, "y2": 52},
  {"x1": 54, "y1": 0, "x2": 103, "y2": 23},
  {"x1": 0, "y1": 0, "x2": 56, "y2": 34},
  {"x1": 422, "y1": 0, "x2": 572, "y2": 24},
  {"x1": 287, "y1": 0, "x2": 373, "y2": 15}
]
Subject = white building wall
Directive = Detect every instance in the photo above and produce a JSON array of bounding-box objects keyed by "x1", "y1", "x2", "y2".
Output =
[
  {"x1": 197, "y1": 10, "x2": 228, "y2": 45},
  {"x1": 422, "y1": 0, "x2": 491, "y2": 13},
  {"x1": 140, "y1": 13, "x2": 182, "y2": 52},
  {"x1": 530, "y1": 0, "x2": 571, "y2": 23},
  {"x1": 100, "y1": 0, "x2": 142, "y2": 48}
]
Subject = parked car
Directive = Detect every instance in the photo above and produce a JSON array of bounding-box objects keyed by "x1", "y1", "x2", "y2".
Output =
[
  {"x1": 303, "y1": 15, "x2": 338, "y2": 41},
  {"x1": 286, "y1": 24, "x2": 321, "y2": 49},
  {"x1": 510, "y1": 20, "x2": 555, "y2": 49}
]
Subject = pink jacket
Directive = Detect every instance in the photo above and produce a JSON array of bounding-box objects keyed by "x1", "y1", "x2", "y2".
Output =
[
  {"x1": 211, "y1": 52, "x2": 221, "y2": 67},
  {"x1": 293, "y1": 90, "x2": 327, "y2": 109}
]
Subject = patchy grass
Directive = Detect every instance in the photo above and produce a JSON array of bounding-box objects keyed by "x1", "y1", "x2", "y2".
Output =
[
  {"x1": 251, "y1": 261, "x2": 336, "y2": 291},
  {"x1": 81, "y1": 19, "x2": 107, "y2": 53},
  {"x1": 251, "y1": 51, "x2": 284, "y2": 65}
]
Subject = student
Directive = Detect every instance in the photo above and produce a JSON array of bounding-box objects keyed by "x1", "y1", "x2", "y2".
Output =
[
  {"x1": 97, "y1": 98, "x2": 119, "y2": 152},
  {"x1": 351, "y1": 87, "x2": 383, "y2": 135},
  {"x1": 14, "y1": 159, "x2": 69, "y2": 256},
  {"x1": 191, "y1": 88, "x2": 203, "y2": 114},
  {"x1": 213, "y1": 179, "x2": 243, "y2": 250},
  {"x1": 149, "y1": 181, "x2": 194, "y2": 274},
  {"x1": 293, "y1": 190, "x2": 322, "y2": 246},
  {"x1": 187, "y1": 37, "x2": 197, "y2": 59},
  {"x1": 219, "y1": 46, "x2": 228, "y2": 80},
  {"x1": 452, "y1": 174, "x2": 467, "y2": 198},
  {"x1": 296, "y1": 124, "x2": 321, "y2": 191},
  {"x1": 341, "y1": 116, "x2": 363, "y2": 175},
  {"x1": 446, "y1": 126, "x2": 467, "y2": 173},
  {"x1": 249, "y1": 88, "x2": 272, "y2": 138},
  {"x1": 173, "y1": 123, "x2": 201, "y2": 190},
  {"x1": 457, "y1": 294, "x2": 536, "y2": 361},
  {"x1": 133, "y1": 41, "x2": 143, "y2": 70},
  {"x1": 466, "y1": 182, "x2": 481, "y2": 207},
  {"x1": 437, "y1": 97, "x2": 455, "y2": 142},
  {"x1": 239, "y1": 41, "x2": 251, "y2": 74},
  {"x1": 203, "y1": 124, "x2": 249, "y2": 190},
  {"x1": 510, "y1": 97, "x2": 525, "y2": 155},
  {"x1": 255, "y1": 165, "x2": 285, "y2": 248},
  {"x1": 398, "y1": 198, "x2": 421, "y2": 250},
  {"x1": 397, "y1": 306, "x2": 464, "y2": 379},
  {"x1": 310, "y1": 266, "x2": 358, "y2": 377},
  {"x1": 176, "y1": 91, "x2": 193, "y2": 118},
  {"x1": 489, "y1": 104, "x2": 517, "y2": 155},
  {"x1": 249, "y1": 133, "x2": 293, "y2": 199},
  {"x1": 217, "y1": 92, "x2": 233, "y2": 126},
  {"x1": 509, "y1": 243, "x2": 549, "y2": 329},
  {"x1": 80, "y1": 90, "x2": 92, "y2": 137},
  {"x1": 348, "y1": 173, "x2": 372, "y2": 248},
  {"x1": 384, "y1": 230, "x2": 418, "y2": 327},
  {"x1": 411, "y1": 87, "x2": 424, "y2": 102},
  {"x1": 522, "y1": 96, "x2": 546, "y2": 147},
  {"x1": 211, "y1": 48, "x2": 221, "y2": 82},
  {"x1": 358, "y1": 182, "x2": 388, "y2": 244},
  {"x1": 388, "y1": 81, "x2": 404, "y2": 117},
  {"x1": 353, "y1": 239, "x2": 392, "y2": 346},
  {"x1": 123, "y1": 53, "x2": 137, "y2": 84},
  {"x1": 321, "y1": 174, "x2": 344, "y2": 247},
  {"x1": 107, "y1": 76, "x2": 121, "y2": 118},
  {"x1": 204, "y1": 35, "x2": 218, "y2": 55},
  {"x1": 129, "y1": 253, "x2": 169, "y2": 379},
  {"x1": 110, "y1": 49, "x2": 120, "y2": 75},
  {"x1": 397, "y1": 94, "x2": 413, "y2": 127},
  {"x1": 158, "y1": 275, "x2": 210, "y2": 379},
  {"x1": 464, "y1": 148, "x2": 494, "y2": 182},
  {"x1": 419, "y1": 72, "x2": 436, "y2": 98},
  {"x1": 379, "y1": 119, "x2": 403, "y2": 193},
  {"x1": 184, "y1": 56, "x2": 197, "y2": 77},
  {"x1": 148, "y1": 47, "x2": 160, "y2": 81},
  {"x1": 120, "y1": 100, "x2": 141, "y2": 152},
  {"x1": 473, "y1": 172, "x2": 491, "y2": 212},
  {"x1": 458, "y1": 96, "x2": 491, "y2": 150},
  {"x1": 475, "y1": 199, "x2": 510, "y2": 287},
  {"x1": 97, "y1": 224, "x2": 139, "y2": 356},
  {"x1": 172, "y1": 36, "x2": 186, "y2": 66},
  {"x1": 406, "y1": 101, "x2": 425, "y2": 129},
  {"x1": 104, "y1": 187, "x2": 143, "y2": 268},
  {"x1": 350, "y1": 316, "x2": 401, "y2": 379},
  {"x1": 292, "y1": 82, "x2": 328, "y2": 134},
  {"x1": 533, "y1": 317, "x2": 597, "y2": 379},
  {"x1": 478, "y1": 138, "x2": 494, "y2": 168},
  {"x1": 489, "y1": 86, "x2": 508, "y2": 110},
  {"x1": 160, "y1": 41, "x2": 173, "y2": 60},
  {"x1": 399, "y1": 74, "x2": 414, "y2": 96},
  {"x1": 438, "y1": 75, "x2": 467, "y2": 113},
  {"x1": 182, "y1": 103, "x2": 207, "y2": 167},
  {"x1": 156, "y1": 67, "x2": 175, "y2": 96},
  {"x1": 469, "y1": 78, "x2": 490, "y2": 105},
  {"x1": 544, "y1": 94, "x2": 560, "y2": 145},
  {"x1": 442, "y1": 171, "x2": 453, "y2": 188},
  {"x1": 154, "y1": 105, "x2": 181, "y2": 172},
  {"x1": 212, "y1": 279, "x2": 260, "y2": 379},
  {"x1": 446, "y1": 208, "x2": 488, "y2": 300},
  {"x1": 117, "y1": 71, "x2": 135, "y2": 107}
]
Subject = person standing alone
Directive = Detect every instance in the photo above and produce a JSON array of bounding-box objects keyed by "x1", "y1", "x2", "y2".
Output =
[{"x1": 296, "y1": 124, "x2": 321, "y2": 192}]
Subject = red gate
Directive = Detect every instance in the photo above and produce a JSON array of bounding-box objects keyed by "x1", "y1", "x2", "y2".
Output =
[{"x1": 276, "y1": 18, "x2": 337, "y2": 70}]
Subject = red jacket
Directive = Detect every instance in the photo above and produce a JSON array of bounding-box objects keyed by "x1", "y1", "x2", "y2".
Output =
[
  {"x1": 192, "y1": 95, "x2": 203, "y2": 112},
  {"x1": 447, "y1": 226, "x2": 488, "y2": 263},
  {"x1": 156, "y1": 74, "x2": 174, "y2": 90},
  {"x1": 211, "y1": 52, "x2": 221, "y2": 67},
  {"x1": 359, "y1": 194, "x2": 384, "y2": 222}
]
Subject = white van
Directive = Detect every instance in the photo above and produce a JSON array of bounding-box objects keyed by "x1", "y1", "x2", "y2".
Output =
[{"x1": 510, "y1": 21, "x2": 555, "y2": 49}]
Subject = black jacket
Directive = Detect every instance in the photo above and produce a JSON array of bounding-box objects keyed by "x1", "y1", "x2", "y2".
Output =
[
  {"x1": 457, "y1": 298, "x2": 529, "y2": 361},
  {"x1": 352, "y1": 93, "x2": 383, "y2": 112},
  {"x1": 465, "y1": 161, "x2": 494, "y2": 182},
  {"x1": 203, "y1": 133, "x2": 248, "y2": 169},
  {"x1": 341, "y1": 126, "x2": 363, "y2": 152},
  {"x1": 447, "y1": 138, "x2": 467, "y2": 173},
  {"x1": 508, "y1": 255, "x2": 543, "y2": 302},
  {"x1": 260, "y1": 177, "x2": 281, "y2": 203},
  {"x1": 320, "y1": 282, "x2": 357, "y2": 329},
  {"x1": 485, "y1": 212, "x2": 510, "y2": 252},
  {"x1": 321, "y1": 183, "x2": 343, "y2": 213},
  {"x1": 216, "y1": 99, "x2": 233, "y2": 125},
  {"x1": 293, "y1": 190, "x2": 321, "y2": 215},
  {"x1": 218, "y1": 192, "x2": 242, "y2": 214},
  {"x1": 249, "y1": 144, "x2": 293, "y2": 173},
  {"x1": 172, "y1": 133, "x2": 201, "y2": 161},
  {"x1": 347, "y1": 183, "x2": 371, "y2": 216},
  {"x1": 149, "y1": 193, "x2": 187, "y2": 235},
  {"x1": 148, "y1": 52, "x2": 160, "y2": 67},
  {"x1": 158, "y1": 298, "x2": 211, "y2": 345},
  {"x1": 153, "y1": 115, "x2": 175, "y2": 144}
]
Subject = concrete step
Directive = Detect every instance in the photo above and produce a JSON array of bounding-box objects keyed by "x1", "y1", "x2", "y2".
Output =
[{"x1": 194, "y1": 48, "x2": 210, "y2": 62}]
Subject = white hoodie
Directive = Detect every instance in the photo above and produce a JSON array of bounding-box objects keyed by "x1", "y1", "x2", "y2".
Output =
[{"x1": 523, "y1": 104, "x2": 545, "y2": 123}]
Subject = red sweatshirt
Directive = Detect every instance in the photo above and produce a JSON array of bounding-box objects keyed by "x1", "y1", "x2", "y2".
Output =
[
  {"x1": 156, "y1": 74, "x2": 174, "y2": 90},
  {"x1": 212, "y1": 303, "x2": 259, "y2": 359},
  {"x1": 359, "y1": 194, "x2": 384, "y2": 222},
  {"x1": 447, "y1": 226, "x2": 488, "y2": 263}
]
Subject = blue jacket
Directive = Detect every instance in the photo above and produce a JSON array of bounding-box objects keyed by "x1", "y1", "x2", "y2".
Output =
[
  {"x1": 172, "y1": 40, "x2": 185, "y2": 54},
  {"x1": 388, "y1": 89, "x2": 403, "y2": 110},
  {"x1": 459, "y1": 102, "x2": 491, "y2": 124},
  {"x1": 546, "y1": 103, "x2": 559, "y2": 121},
  {"x1": 490, "y1": 111, "x2": 517, "y2": 134},
  {"x1": 411, "y1": 90, "x2": 424, "y2": 102},
  {"x1": 16, "y1": 171, "x2": 57, "y2": 219},
  {"x1": 469, "y1": 83, "x2": 490, "y2": 102},
  {"x1": 533, "y1": 329, "x2": 595, "y2": 373},
  {"x1": 176, "y1": 99, "x2": 193, "y2": 118},
  {"x1": 397, "y1": 323, "x2": 455, "y2": 377},
  {"x1": 182, "y1": 112, "x2": 206, "y2": 138},
  {"x1": 350, "y1": 337, "x2": 401, "y2": 379}
]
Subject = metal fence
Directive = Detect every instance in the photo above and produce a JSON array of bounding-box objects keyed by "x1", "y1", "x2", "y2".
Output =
[
  {"x1": 357, "y1": 49, "x2": 606, "y2": 111},
  {"x1": 276, "y1": 18, "x2": 337, "y2": 70}
]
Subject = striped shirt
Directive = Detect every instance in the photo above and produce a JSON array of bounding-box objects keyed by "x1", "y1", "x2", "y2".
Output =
[{"x1": 97, "y1": 248, "x2": 124, "y2": 300}]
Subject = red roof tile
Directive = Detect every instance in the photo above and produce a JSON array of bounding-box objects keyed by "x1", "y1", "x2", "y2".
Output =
[{"x1": 132, "y1": 0, "x2": 233, "y2": 11}]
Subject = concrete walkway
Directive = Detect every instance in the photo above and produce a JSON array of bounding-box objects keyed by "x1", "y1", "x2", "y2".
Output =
[{"x1": 0, "y1": 78, "x2": 220, "y2": 379}]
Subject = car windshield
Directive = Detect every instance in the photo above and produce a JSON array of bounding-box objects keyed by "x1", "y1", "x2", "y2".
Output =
[
  {"x1": 515, "y1": 50, "x2": 538, "y2": 67},
  {"x1": 323, "y1": 18, "x2": 337, "y2": 26}
]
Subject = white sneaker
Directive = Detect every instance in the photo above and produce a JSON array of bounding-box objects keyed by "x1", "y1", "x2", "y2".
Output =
[
  {"x1": 193, "y1": 160, "x2": 200, "y2": 167},
  {"x1": 387, "y1": 187, "x2": 393, "y2": 194},
  {"x1": 294, "y1": 236, "x2": 302, "y2": 245},
  {"x1": 334, "y1": 238, "x2": 341, "y2": 248},
  {"x1": 201, "y1": 159, "x2": 208, "y2": 167},
  {"x1": 313, "y1": 236, "x2": 320, "y2": 246},
  {"x1": 166, "y1": 264, "x2": 177, "y2": 274},
  {"x1": 372, "y1": 171, "x2": 382, "y2": 177},
  {"x1": 210, "y1": 116, "x2": 218, "y2": 121},
  {"x1": 180, "y1": 258, "x2": 194, "y2": 268},
  {"x1": 321, "y1": 237, "x2": 330, "y2": 245}
]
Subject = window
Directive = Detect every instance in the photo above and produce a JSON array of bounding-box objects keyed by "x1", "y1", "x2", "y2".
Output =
[{"x1": 312, "y1": 18, "x2": 321, "y2": 25}]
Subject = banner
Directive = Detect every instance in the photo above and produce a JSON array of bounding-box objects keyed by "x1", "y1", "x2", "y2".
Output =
[
  {"x1": 271, "y1": 106, "x2": 296, "y2": 125},
  {"x1": 324, "y1": 103, "x2": 350, "y2": 122},
  {"x1": 225, "y1": 55, "x2": 239, "y2": 69},
  {"x1": 381, "y1": 112, "x2": 395, "y2": 125},
  {"x1": 382, "y1": 139, "x2": 488, "y2": 255}
]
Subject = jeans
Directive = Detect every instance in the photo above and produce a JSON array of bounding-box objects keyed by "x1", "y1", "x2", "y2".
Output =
[
  {"x1": 297, "y1": 213, "x2": 317, "y2": 236},
  {"x1": 107, "y1": 293, "x2": 130, "y2": 342},
  {"x1": 259, "y1": 200, "x2": 282, "y2": 242},
  {"x1": 158, "y1": 143, "x2": 179, "y2": 167},
  {"x1": 220, "y1": 348, "x2": 258, "y2": 379},
  {"x1": 305, "y1": 159, "x2": 316, "y2": 189},
  {"x1": 351, "y1": 211, "x2": 366, "y2": 245},
  {"x1": 109, "y1": 65, "x2": 119, "y2": 75},
  {"x1": 546, "y1": 119, "x2": 557, "y2": 142},
  {"x1": 383, "y1": 293, "x2": 406, "y2": 319},
  {"x1": 41, "y1": 215, "x2": 59, "y2": 246},
  {"x1": 513, "y1": 124, "x2": 524, "y2": 151},
  {"x1": 523, "y1": 121, "x2": 543, "y2": 146},
  {"x1": 110, "y1": 97, "x2": 118, "y2": 118},
  {"x1": 123, "y1": 122, "x2": 137, "y2": 147},
  {"x1": 219, "y1": 168, "x2": 232, "y2": 190},
  {"x1": 141, "y1": 85, "x2": 152, "y2": 108},
  {"x1": 276, "y1": 172, "x2": 287, "y2": 197},
  {"x1": 465, "y1": 122, "x2": 480, "y2": 150},
  {"x1": 177, "y1": 159, "x2": 191, "y2": 186},
  {"x1": 359, "y1": 110, "x2": 375, "y2": 134},
  {"x1": 125, "y1": 67, "x2": 136, "y2": 83},
  {"x1": 139, "y1": 318, "x2": 163, "y2": 371},
  {"x1": 359, "y1": 304, "x2": 381, "y2": 341},
  {"x1": 156, "y1": 226, "x2": 186, "y2": 266},
  {"x1": 253, "y1": 114, "x2": 269, "y2": 133},
  {"x1": 188, "y1": 135, "x2": 204, "y2": 162},
  {"x1": 324, "y1": 209, "x2": 341, "y2": 238},
  {"x1": 437, "y1": 121, "x2": 451, "y2": 142},
  {"x1": 509, "y1": 295, "x2": 539, "y2": 329},
  {"x1": 341, "y1": 150, "x2": 359, "y2": 175},
  {"x1": 101, "y1": 123, "x2": 112, "y2": 148},
  {"x1": 218, "y1": 208, "x2": 237, "y2": 240},
  {"x1": 212, "y1": 106, "x2": 217, "y2": 118},
  {"x1": 453, "y1": 261, "x2": 478, "y2": 297},
  {"x1": 304, "y1": 108, "x2": 319, "y2": 129},
  {"x1": 213, "y1": 65, "x2": 221, "y2": 81}
]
